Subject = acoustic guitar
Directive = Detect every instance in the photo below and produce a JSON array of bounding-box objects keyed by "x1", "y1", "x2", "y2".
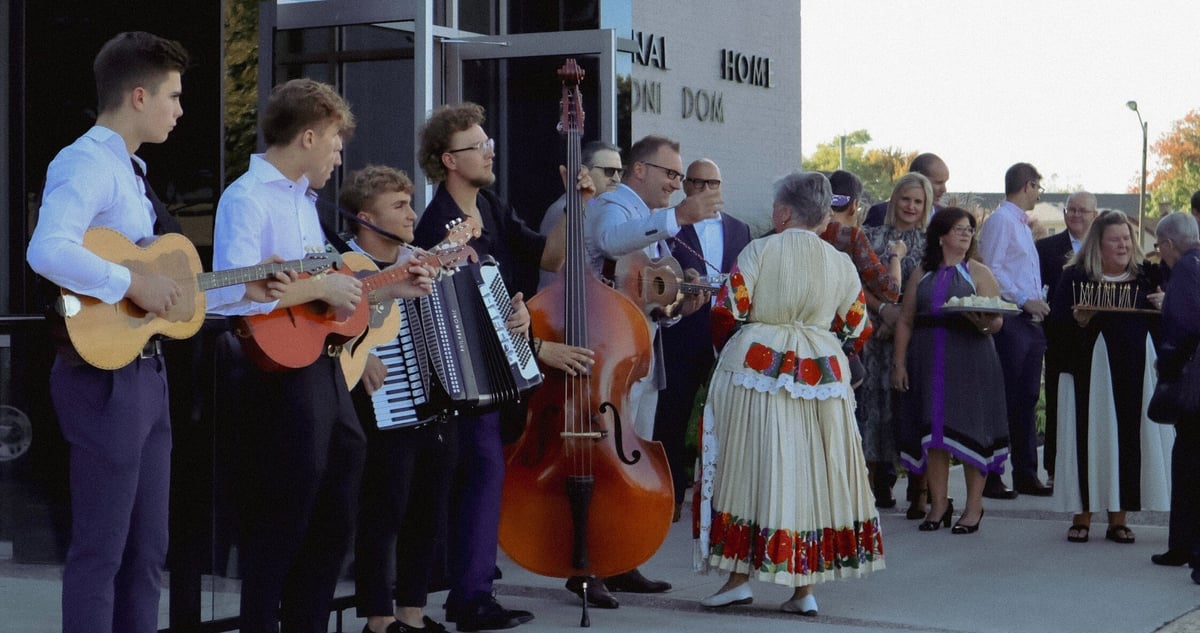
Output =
[
  {"x1": 238, "y1": 218, "x2": 481, "y2": 374},
  {"x1": 612, "y1": 250, "x2": 726, "y2": 319},
  {"x1": 56, "y1": 226, "x2": 342, "y2": 370}
]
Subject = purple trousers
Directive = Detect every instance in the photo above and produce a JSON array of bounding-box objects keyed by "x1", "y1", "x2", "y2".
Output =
[{"x1": 52, "y1": 353, "x2": 171, "y2": 633}]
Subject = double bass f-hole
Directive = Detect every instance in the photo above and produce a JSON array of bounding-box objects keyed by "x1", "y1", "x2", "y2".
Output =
[{"x1": 599, "y1": 402, "x2": 641, "y2": 465}]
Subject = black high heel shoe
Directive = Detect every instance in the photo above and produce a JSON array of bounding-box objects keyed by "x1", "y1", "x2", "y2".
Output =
[
  {"x1": 918, "y1": 499, "x2": 954, "y2": 531},
  {"x1": 952, "y1": 508, "x2": 984, "y2": 534}
]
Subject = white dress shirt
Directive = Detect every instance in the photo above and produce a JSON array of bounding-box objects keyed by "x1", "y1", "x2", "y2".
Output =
[
  {"x1": 694, "y1": 214, "x2": 725, "y2": 277},
  {"x1": 27, "y1": 126, "x2": 157, "y2": 304},
  {"x1": 206, "y1": 154, "x2": 330, "y2": 315},
  {"x1": 979, "y1": 200, "x2": 1043, "y2": 307}
]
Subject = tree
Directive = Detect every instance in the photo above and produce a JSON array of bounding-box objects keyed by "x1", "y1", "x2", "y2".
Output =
[
  {"x1": 224, "y1": 0, "x2": 259, "y2": 183},
  {"x1": 801, "y1": 131, "x2": 916, "y2": 202},
  {"x1": 1147, "y1": 109, "x2": 1200, "y2": 214}
]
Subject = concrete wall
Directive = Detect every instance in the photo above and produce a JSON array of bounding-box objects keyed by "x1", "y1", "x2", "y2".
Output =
[{"x1": 631, "y1": 0, "x2": 801, "y2": 235}]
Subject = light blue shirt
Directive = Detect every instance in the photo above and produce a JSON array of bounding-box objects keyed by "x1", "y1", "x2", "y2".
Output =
[
  {"x1": 585, "y1": 183, "x2": 681, "y2": 274},
  {"x1": 979, "y1": 200, "x2": 1042, "y2": 307},
  {"x1": 27, "y1": 126, "x2": 157, "y2": 304},
  {"x1": 207, "y1": 154, "x2": 330, "y2": 315}
]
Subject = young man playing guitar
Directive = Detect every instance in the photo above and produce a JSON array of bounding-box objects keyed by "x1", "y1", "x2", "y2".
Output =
[
  {"x1": 24, "y1": 32, "x2": 202, "y2": 633},
  {"x1": 207, "y1": 79, "x2": 434, "y2": 633}
]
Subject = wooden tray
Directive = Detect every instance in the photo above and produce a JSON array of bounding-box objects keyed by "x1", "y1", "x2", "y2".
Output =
[{"x1": 1071, "y1": 304, "x2": 1160, "y2": 315}]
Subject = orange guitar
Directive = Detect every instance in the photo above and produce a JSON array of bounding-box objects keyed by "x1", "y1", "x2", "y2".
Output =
[
  {"x1": 56, "y1": 227, "x2": 343, "y2": 370},
  {"x1": 238, "y1": 218, "x2": 481, "y2": 374},
  {"x1": 612, "y1": 251, "x2": 725, "y2": 319}
]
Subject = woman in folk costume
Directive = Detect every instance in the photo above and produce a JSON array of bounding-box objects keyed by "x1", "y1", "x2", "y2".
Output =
[{"x1": 696, "y1": 171, "x2": 882, "y2": 618}]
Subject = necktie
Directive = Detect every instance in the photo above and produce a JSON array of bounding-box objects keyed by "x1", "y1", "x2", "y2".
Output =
[{"x1": 131, "y1": 159, "x2": 182, "y2": 235}]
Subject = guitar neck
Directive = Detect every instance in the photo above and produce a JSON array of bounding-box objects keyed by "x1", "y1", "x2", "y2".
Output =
[{"x1": 197, "y1": 258, "x2": 331, "y2": 291}]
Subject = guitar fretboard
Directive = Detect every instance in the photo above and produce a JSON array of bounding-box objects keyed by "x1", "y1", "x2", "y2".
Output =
[{"x1": 198, "y1": 258, "x2": 333, "y2": 291}]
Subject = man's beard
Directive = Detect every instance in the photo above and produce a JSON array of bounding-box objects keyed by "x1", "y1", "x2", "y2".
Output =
[{"x1": 469, "y1": 171, "x2": 496, "y2": 188}]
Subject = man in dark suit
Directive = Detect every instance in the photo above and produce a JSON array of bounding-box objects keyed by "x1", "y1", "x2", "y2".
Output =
[
  {"x1": 1036, "y1": 191, "x2": 1097, "y2": 485},
  {"x1": 653, "y1": 158, "x2": 752, "y2": 522},
  {"x1": 863, "y1": 153, "x2": 949, "y2": 227}
]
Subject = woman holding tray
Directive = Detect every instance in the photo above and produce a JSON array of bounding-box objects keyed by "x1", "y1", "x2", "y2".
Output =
[
  {"x1": 892, "y1": 207, "x2": 1010, "y2": 534},
  {"x1": 1048, "y1": 210, "x2": 1172, "y2": 544}
]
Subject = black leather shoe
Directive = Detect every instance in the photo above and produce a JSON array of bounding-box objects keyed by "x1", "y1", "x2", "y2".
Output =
[
  {"x1": 982, "y1": 475, "x2": 1018, "y2": 500},
  {"x1": 1014, "y1": 479, "x2": 1053, "y2": 497},
  {"x1": 455, "y1": 597, "x2": 533, "y2": 632},
  {"x1": 605, "y1": 568, "x2": 672, "y2": 593},
  {"x1": 1152, "y1": 550, "x2": 1191, "y2": 566},
  {"x1": 1191, "y1": 567, "x2": 1200, "y2": 585},
  {"x1": 388, "y1": 617, "x2": 449, "y2": 633},
  {"x1": 565, "y1": 575, "x2": 619, "y2": 609}
]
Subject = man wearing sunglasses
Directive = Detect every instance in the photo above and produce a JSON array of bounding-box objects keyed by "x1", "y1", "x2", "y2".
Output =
[
  {"x1": 538, "y1": 141, "x2": 624, "y2": 290},
  {"x1": 576, "y1": 135, "x2": 723, "y2": 603},
  {"x1": 655, "y1": 159, "x2": 752, "y2": 524}
]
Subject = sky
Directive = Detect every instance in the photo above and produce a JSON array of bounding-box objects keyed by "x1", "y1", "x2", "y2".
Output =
[{"x1": 800, "y1": 0, "x2": 1199, "y2": 196}]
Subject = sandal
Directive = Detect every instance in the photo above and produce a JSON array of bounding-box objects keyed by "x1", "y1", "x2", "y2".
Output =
[
  {"x1": 1067, "y1": 524, "x2": 1089, "y2": 543},
  {"x1": 1105, "y1": 525, "x2": 1136, "y2": 544}
]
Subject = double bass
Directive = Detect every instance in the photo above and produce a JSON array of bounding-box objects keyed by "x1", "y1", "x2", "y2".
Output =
[{"x1": 497, "y1": 60, "x2": 675, "y2": 626}]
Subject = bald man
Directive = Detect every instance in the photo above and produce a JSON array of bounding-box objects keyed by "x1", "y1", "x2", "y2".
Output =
[{"x1": 654, "y1": 159, "x2": 751, "y2": 521}]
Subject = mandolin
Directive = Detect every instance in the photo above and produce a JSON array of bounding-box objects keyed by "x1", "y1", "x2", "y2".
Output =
[
  {"x1": 57, "y1": 226, "x2": 342, "y2": 370},
  {"x1": 612, "y1": 250, "x2": 725, "y2": 318},
  {"x1": 238, "y1": 218, "x2": 480, "y2": 374}
]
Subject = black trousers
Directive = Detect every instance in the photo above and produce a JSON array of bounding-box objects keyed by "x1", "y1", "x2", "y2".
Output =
[
  {"x1": 224, "y1": 336, "x2": 366, "y2": 633},
  {"x1": 1169, "y1": 422, "x2": 1200, "y2": 560},
  {"x1": 354, "y1": 398, "x2": 457, "y2": 616}
]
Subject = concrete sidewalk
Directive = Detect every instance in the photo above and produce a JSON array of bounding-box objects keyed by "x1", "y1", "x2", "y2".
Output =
[{"x1": 354, "y1": 463, "x2": 1199, "y2": 633}]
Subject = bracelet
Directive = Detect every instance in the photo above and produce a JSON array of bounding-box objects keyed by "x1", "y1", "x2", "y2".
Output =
[{"x1": 980, "y1": 326, "x2": 990, "y2": 334}]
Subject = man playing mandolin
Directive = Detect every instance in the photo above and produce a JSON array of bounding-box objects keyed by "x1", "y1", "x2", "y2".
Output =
[
  {"x1": 208, "y1": 79, "x2": 435, "y2": 633},
  {"x1": 579, "y1": 135, "x2": 722, "y2": 603}
]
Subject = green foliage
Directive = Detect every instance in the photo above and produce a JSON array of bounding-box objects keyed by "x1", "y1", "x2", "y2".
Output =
[
  {"x1": 224, "y1": 0, "x2": 259, "y2": 184},
  {"x1": 1148, "y1": 110, "x2": 1200, "y2": 214},
  {"x1": 802, "y1": 130, "x2": 917, "y2": 203}
]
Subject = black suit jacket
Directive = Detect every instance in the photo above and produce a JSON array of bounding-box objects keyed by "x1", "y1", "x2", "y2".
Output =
[
  {"x1": 661, "y1": 215, "x2": 753, "y2": 368},
  {"x1": 1036, "y1": 230, "x2": 1074, "y2": 369}
]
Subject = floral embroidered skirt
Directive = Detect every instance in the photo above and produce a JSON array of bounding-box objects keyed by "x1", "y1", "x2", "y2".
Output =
[{"x1": 703, "y1": 371, "x2": 884, "y2": 587}]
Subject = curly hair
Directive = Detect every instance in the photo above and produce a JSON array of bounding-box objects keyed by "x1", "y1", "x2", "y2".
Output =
[
  {"x1": 93, "y1": 31, "x2": 190, "y2": 114},
  {"x1": 418, "y1": 102, "x2": 485, "y2": 183},
  {"x1": 261, "y1": 78, "x2": 356, "y2": 147},
  {"x1": 339, "y1": 164, "x2": 414, "y2": 213}
]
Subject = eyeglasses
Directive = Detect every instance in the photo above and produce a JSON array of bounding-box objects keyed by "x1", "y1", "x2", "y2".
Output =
[
  {"x1": 447, "y1": 138, "x2": 495, "y2": 155},
  {"x1": 951, "y1": 225, "x2": 975, "y2": 236},
  {"x1": 685, "y1": 177, "x2": 722, "y2": 190},
  {"x1": 1155, "y1": 239, "x2": 1171, "y2": 250},
  {"x1": 1029, "y1": 181, "x2": 1044, "y2": 194},
  {"x1": 641, "y1": 161, "x2": 684, "y2": 183},
  {"x1": 1065, "y1": 206, "x2": 1096, "y2": 216},
  {"x1": 589, "y1": 166, "x2": 624, "y2": 178}
]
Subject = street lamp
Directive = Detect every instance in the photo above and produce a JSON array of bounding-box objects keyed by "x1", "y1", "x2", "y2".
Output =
[{"x1": 1126, "y1": 100, "x2": 1147, "y2": 248}]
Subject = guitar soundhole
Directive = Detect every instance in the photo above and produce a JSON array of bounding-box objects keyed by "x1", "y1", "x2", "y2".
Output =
[{"x1": 651, "y1": 276, "x2": 666, "y2": 295}]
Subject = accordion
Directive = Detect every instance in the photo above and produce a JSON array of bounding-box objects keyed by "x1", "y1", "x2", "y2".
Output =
[{"x1": 407, "y1": 255, "x2": 542, "y2": 412}]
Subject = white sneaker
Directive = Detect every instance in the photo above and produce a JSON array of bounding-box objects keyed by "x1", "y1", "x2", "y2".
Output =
[{"x1": 780, "y1": 594, "x2": 818, "y2": 616}]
